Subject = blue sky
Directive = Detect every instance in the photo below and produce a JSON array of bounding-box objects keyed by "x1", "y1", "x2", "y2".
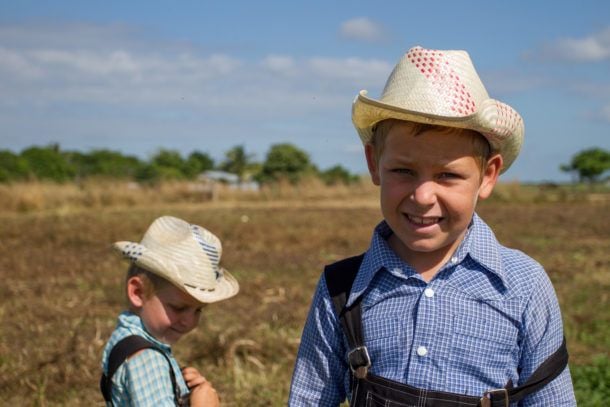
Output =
[{"x1": 1, "y1": 1, "x2": 609, "y2": 182}]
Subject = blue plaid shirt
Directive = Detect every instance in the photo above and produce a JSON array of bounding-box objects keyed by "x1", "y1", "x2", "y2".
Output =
[
  {"x1": 101, "y1": 311, "x2": 190, "y2": 406},
  {"x1": 289, "y1": 213, "x2": 575, "y2": 406}
]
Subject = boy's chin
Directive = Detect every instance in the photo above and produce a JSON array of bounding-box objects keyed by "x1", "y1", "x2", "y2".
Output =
[
  {"x1": 165, "y1": 332, "x2": 184, "y2": 345},
  {"x1": 153, "y1": 330, "x2": 183, "y2": 345},
  {"x1": 391, "y1": 233, "x2": 460, "y2": 259}
]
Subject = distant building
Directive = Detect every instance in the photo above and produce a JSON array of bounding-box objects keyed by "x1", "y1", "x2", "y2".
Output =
[{"x1": 198, "y1": 170, "x2": 260, "y2": 191}]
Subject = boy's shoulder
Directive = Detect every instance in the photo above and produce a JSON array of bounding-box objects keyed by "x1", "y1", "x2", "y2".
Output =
[
  {"x1": 473, "y1": 215, "x2": 551, "y2": 295},
  {"x1": 102, "y1": 312, "x2": 172, "y2": 368}
]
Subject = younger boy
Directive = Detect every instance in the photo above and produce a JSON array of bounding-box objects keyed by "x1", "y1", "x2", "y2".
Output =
[
  {"x1": 289, "y1": 46, "x2": 575, "y2": 406},
  {"x1": 101, "y1": 215, "x2": 239, "y2": 406}
]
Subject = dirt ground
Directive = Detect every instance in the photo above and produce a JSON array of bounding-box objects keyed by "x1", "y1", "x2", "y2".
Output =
[{"x1": 0, "y1": 198, "x2": 608, "y2": 405}]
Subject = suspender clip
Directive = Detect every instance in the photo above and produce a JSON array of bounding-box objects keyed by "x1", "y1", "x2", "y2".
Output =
[
  {"x1": 347, "y1": 346, "x2": 371, "y2": 379},
  {"x1": 481, "y1": 388, "x2": 508, "y2": 407}
]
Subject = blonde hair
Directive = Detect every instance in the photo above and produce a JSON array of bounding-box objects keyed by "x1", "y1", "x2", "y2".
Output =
[{"x1": 371, "y1": 119, "x2": 492, "y2": 171}]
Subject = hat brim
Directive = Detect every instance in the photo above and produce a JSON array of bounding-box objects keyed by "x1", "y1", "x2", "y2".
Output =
[
  {"x1": 183, "y1": 268, "x2": 239, "y2": 304},
  {"x1": 352, "y1": 90, "x2": 523, "y2": 173},
  {"x1": 113, "y1": 241, "x2": 239, "y2": 304}
]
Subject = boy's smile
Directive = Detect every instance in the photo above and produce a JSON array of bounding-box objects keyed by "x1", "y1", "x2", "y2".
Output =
[{"x1": 366, "y1": 122, "x2": 501, "y2": 276}]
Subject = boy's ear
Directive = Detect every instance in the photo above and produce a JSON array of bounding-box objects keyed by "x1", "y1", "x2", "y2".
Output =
[
  {"x1": 126, "y1": 276, "x2": 146, "y2": 308},
  {"x1": 364, "y1": 143, "x2": 381, "y2": 185},
  {"x1": 478, "y1": 153, "x2": 503, "y2": 200}
]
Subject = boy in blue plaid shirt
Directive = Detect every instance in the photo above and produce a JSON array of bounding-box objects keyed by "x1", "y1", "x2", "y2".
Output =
[
  {"x1": 289, "y1": 46, "x2": 576, "y2": 406},
  {"x1": 101, "y1": 216, "x2": 239, "y2": 406}
]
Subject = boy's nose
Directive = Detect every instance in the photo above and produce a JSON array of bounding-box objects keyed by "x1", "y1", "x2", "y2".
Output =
[
  {"x1": 410, "y1": 180, "x2": 437, "y2": 206},
  {"x1": 176, "y1": 312, "x2": 197, "y2": 330}
]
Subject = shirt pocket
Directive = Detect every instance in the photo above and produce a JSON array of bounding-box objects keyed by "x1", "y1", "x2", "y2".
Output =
[
  {"x1": 361, "y1": 288, "x2": 413, "y2": 343},
  {"x1": 361, "y1": 307, "x2": 409, "y2": 374},
  {"x1": 449, "y1": 299, "x2": 520, "y2": 386}
]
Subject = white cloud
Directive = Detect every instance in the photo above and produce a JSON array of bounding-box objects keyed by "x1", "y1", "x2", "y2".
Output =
[
  {"x1": 0, "y1": 22, "x2": 392, "y2": 116},
  {"x1": 568, "y1": 82, "x2": 610, "y2": 99},
  {"x1": 535, "y1": 27, "x2": 610, "y2": 62},
  {"x1": 261, "y1": 55, "x2": 297, "y2": 75},
  {"x1": 0, "y1": 47, "x2": 44, "y2": 79},
  {"x1": 340, "y1": 18, "x2": 385, "y2": 42},
  {"x1": 308, "y1": 57, "x2": 391, "y2": 81}
]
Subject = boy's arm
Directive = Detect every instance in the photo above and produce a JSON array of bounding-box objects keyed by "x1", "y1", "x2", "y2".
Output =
[
  {"x1": 518, "y1": 269, "x2": 576, "y2": 406},
  {"x1": 123, "y1": 349, "x2": 182, "y2": 406},
  {"x1": 288, "y1": 276, "x2": 349, "y2": 406}
]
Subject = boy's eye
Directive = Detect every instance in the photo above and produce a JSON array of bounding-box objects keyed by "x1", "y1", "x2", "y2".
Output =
[
  {"x1": 438, "y1": 172, "x2": 460, "y2": 180},
  {"x1": 391, "y1": 168, "x2": 414, "y2": 175}
]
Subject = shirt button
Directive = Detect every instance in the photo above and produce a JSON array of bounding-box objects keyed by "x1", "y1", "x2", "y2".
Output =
[
  {"x1": 450, "y1": 256, "x2": 458, "y2": 264},
  {"x1": 392, "y1": 267, "x2": 401, "y2": 273},
  {"x1": 424, "y1": 288, "x2": 435, "y2": 298},
  {"x1": 417, "y1": 346, "x2": 428, "y2": 357}
]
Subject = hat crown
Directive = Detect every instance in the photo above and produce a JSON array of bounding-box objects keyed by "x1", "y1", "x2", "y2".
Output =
[
  {"x1": 140, "y1": 216, "x2": 219, "y2": 288},
  {"x1": 380, "y1": 46, "x2": 489, "y2": 118}
]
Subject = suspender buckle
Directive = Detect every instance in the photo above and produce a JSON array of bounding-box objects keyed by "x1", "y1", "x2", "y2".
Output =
[
  {"x1": 347, "y1": 346, "x2": 371, "y2": 379},
  {"x1": 481, "y1": 388, "x2": 509, "y2": 407}
]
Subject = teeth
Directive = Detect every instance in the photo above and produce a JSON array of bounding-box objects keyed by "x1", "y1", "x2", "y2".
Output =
[{"x1": 409, "y1": 215, "x2": 438, "y2": 225}]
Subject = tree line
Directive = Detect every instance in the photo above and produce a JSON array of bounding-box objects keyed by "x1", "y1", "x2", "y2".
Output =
[
  {"x1": 0, "y1": 143, "x2": 360, "y2": 185},
  {"x1": 2, "y1": 143, "x2": 608, "y2": 185}
]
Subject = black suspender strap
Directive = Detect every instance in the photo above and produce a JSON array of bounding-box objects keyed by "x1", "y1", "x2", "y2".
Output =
[
  {"x1": 323, "y1": 255, "x2": 569, "y2": 406},
  {"x1": 324, "y1": 254, "x2": 370, "y2": 378},
  {"x1": 500, "y1": 336, "x2": 569, "y2": 403},
  {"x1": 100, "y1": 335, "x2": 181, "y2": 406}
]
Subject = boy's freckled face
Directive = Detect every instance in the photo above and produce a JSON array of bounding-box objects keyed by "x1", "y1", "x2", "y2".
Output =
[
  {"x1": 138, "y1": 284, "x2": 203, "y2": 345},
  {"x1": 368, "y1": 123, "x2": 499, "y2": 265}
]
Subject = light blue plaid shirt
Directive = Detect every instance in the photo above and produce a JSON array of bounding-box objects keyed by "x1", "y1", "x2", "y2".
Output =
[
  {"x1": 289, "y1": 213, "x2": 575, "y2": 406},
  {"x1": 101, "y1": 311, "x2": 189, "y2": 406}
]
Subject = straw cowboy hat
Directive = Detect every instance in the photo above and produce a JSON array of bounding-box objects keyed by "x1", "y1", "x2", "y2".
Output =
[
  {"x1": 114, "y1": 216, "x2": 239, "y2": 303},
  {"x1": 352, "y1": 45, "x2": 524, "y2": 172}
]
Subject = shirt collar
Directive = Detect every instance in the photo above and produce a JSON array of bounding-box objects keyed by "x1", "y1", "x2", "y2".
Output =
[
  {"x1": 345, "y1": 213, "x2": 506, "y2": 307},
  {"x1": 464, "y1": 213, "x2": 507, "y2": 286},
  {"x1": 118, "y1": 311, "x2": 172, "y2": 352}
]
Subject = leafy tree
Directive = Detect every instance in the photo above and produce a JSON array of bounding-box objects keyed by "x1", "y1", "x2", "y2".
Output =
[
  {"x1": 320, "y1": 165, "x2": 359, "y2": 186},
  {"x1": 184, "y1": 151, "x2": 215, "y2": 178},
  {"x1": 560, "y1": 147, "x2": 610, "y2": 182},
  {"x1": 149, "y1": 149, "x2": 188, "y2": 180},
  {"x1": 151, "y1": 149, "x2": 185, "y2": 170},
  {"x1": 20, "y1": 144, "x2": 75, "y2": 182},
  {"x1": 66, "y1": 149, "x2": 143, "y2": 179},
  {"x1": 219, "y1": 145, "x2": 257, "y2": 182},
  {"x1": 0, "y1": 150, "x2": 30, "y2": 182},
  {"x1": 134, "y1": 163, "x2": 160, "y2": 183},
  {"x1": 259, "y1": 143, "x2": 312, "y2": 184}
]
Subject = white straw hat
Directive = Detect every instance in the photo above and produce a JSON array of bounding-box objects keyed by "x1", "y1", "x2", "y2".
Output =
[
  {"x1": 352, "y1": 46, "x2": 524, "y2": 172},
  {"x1": 114, "y1": 216, "x2": 239, "y2": 303}
]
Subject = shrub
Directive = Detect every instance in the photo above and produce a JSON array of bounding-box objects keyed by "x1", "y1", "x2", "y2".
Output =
[{"x1": 572, "y1": 354, "x2": 610, "y2": 406}]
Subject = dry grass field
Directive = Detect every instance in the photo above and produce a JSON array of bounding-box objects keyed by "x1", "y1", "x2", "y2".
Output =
[{"x1": 0, "y1": 181, "x2": 608, "y2": 406}]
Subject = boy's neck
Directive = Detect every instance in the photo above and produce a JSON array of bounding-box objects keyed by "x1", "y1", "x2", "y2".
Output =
[{"x1": 387, "y1": 231, "x2": 466, "y2": 283}]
